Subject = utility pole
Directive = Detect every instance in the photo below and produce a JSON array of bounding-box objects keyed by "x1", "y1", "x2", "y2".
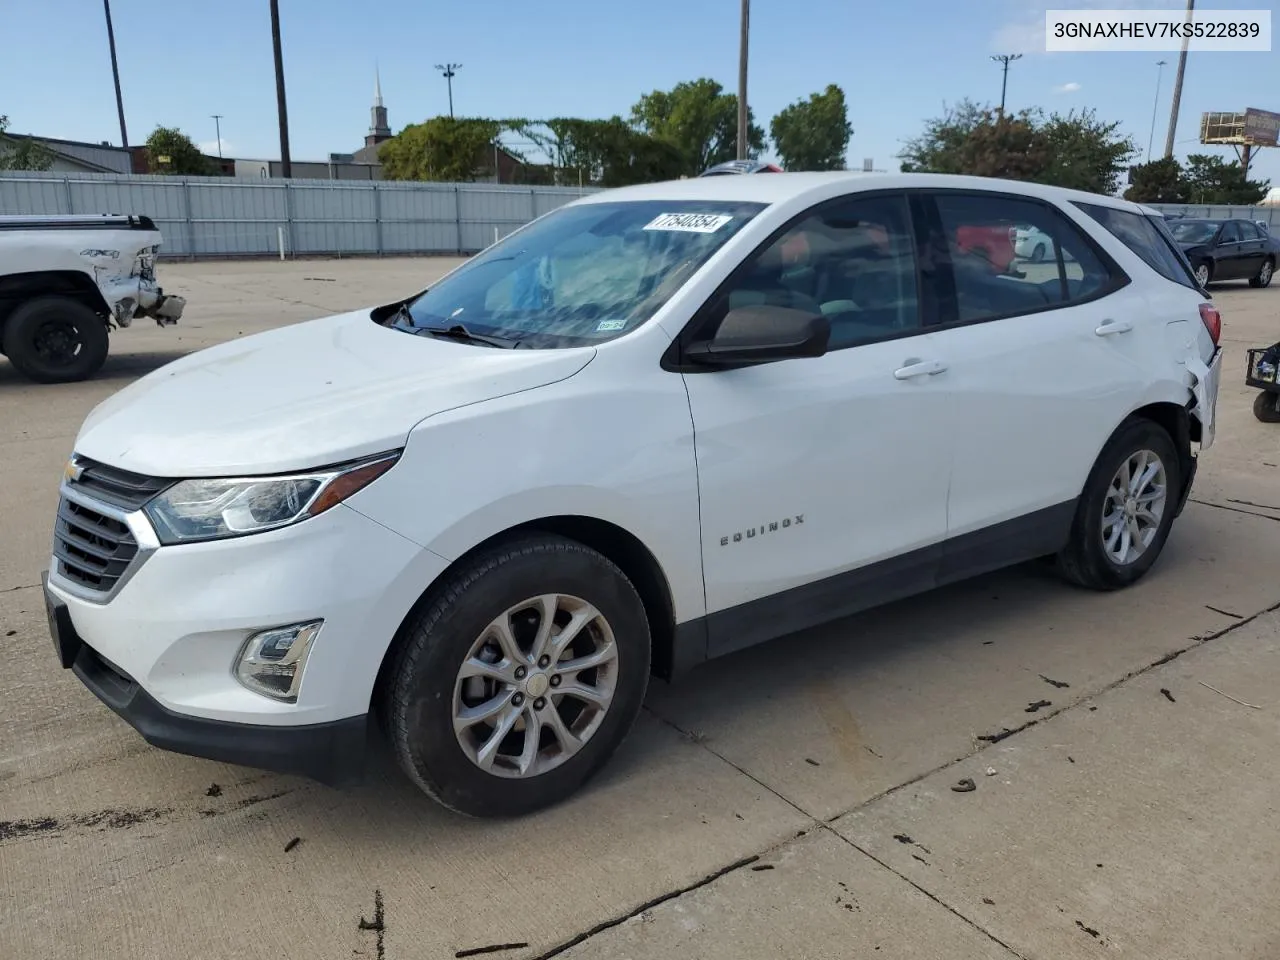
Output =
[
  {"x1": 1146, "y1": 61, "x2": 1167, "y2": 163},
  {"x1": 270, "y1": 0, "x2": 292, "y2": 178},
  {"x1": 1163, "y1": 0, "x2": 1194, "y2": 159},
  {"x1": 736, "y1": 0, "x2": 750, "y2": 160},
  {"x1": 102, "y1": 0, "x2": 129, "y2": 148},
  {"x1": 211, "y1": 115, "x2": 224, "y2": 158},
  {"x1": 990, "y1": 54, "x2": 1022, "y2": 116},
  {"x1": 435, "y1": 63, "x2": 462, "y2": 118}
]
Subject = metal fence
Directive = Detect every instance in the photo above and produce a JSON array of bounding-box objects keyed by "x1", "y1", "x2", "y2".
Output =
[
  {"x1": 1149, "y1": 203, "x2": 1280, "y2": 226},
  {"x1": 0, "y1": 171, "x2": 600, "y2": 259}
]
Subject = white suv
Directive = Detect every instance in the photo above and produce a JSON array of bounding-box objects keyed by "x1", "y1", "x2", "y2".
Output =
[{"x1": 43, "y1": 173, "x2": 1222, "y2": 817}]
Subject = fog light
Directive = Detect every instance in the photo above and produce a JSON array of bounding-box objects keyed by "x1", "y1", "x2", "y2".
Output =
[{"x1": 235, "y1": 620, "x2": 322, "y2": 702}]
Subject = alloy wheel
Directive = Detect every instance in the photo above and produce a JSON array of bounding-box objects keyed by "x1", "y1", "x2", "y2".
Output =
[
  {"x1": 1101, "y1": 449, "x2": 1167, "y2": 565},
  {"x1": 452, "y1": 594, "x2": 619, "y2": 778}
]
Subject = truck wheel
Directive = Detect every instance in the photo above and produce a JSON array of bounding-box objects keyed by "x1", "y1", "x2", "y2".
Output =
[
  {"x1": 2, "y1": 296, "x2": 109, "y2": 383},
  {"x1": 382, "y1": 535, "x2": 651, "y2": 817},
  {"x1": 1056, "y1": 418, "x2": 1181, "y2": 591},
  {"x1": 1254, "y1": 391, "x2": 1280, "y2": 423}
]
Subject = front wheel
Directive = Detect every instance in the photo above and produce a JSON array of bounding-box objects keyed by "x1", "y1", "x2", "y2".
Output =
[
  {"x1": 1031, "y1": 243, "x2": 1047, "y2": 263},
  {"x1": 1254, "y1": 391, "x2": 1280, "y2": 423},
  {"x1": 1193, "y1": 261, "x2": 1212, "y2": 289},
  {"x1": 2, "y1": 296, "x2": 109, "y2": 383},
  {"x1": 382, "y1": 535, "x2": 651, "y2": 817},
  {"x1": 1056, "y1": 419, "x2": 1182, "y2": 591},
  {"x1": 1249, "y1": 258, "x2": 1274, "y2": 289}
]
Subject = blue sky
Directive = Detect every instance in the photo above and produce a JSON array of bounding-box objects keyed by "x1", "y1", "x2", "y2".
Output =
[{"x1": 3, "y1": 0, "x2": 1277, "y2": 188}]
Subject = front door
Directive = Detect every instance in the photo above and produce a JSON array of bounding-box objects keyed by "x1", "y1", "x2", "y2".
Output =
[{"x1": 681, "y1": 193, "x2": 953, "y2": 657}]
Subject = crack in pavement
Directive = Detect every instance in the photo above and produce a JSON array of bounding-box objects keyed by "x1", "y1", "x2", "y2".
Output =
[
  {"x1": 1189, "y1": 497, "x2": 1280, "y2": 522},
  {"x1": 596, "y1": 595, "x2": 1280, "y2": 960}
]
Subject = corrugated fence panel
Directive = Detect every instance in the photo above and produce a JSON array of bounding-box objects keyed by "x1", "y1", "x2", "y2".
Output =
[
  {"x1": 1152, "y1": 203, "x2": 1279, "y2": 226},
  {"x1": 0, "y1": 171, "x2": 602, "y2": 257},
  {"x1": 0, "y1": 176, "x2": 70, "y2": 215}
]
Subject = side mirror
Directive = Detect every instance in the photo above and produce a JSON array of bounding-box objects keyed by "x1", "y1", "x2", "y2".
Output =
[{"x1": 686, "y1": 305, "x2": 830, "y2": 367}]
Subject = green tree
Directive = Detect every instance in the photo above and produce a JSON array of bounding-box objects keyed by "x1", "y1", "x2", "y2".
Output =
[
  {"x1": 1123, "y1": 157, "x2": 1189, "y2": 203},
  {"x1": 899, "y1": 99, "x2": 1135, "y2": 194},
  {"x1": 630, "y1": 78, "x2": 765, "y2": 177},
  {"x1": 769, "y1": 84, "x2": 852, "y2": 171},
  {"x1": 1181, "y1": 153, "x2": 1269, "y2": 204},
  {"x1": 1039, "y1": 109, "x2": 1135, "y2": 195},
  {"x1": 145, "y1": 126, "x2": 211, "y2": 175},
  {"x1": 528, "y1": 117, "x2": 684, "y2": 187},
  {"x1": 379, "y1": 117, "x2": 500, "y2": 182},
  {"x1": 0, "y1": 114, "x2": 54, "y2": 171}
]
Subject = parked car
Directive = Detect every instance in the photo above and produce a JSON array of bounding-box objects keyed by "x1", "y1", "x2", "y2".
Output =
[
  {"x1": 699, "y1": 159, "x2": 784, "y2": 176},
  {"x1": 0, "y1": 215, "x2": 185, "y2": 383},
  {"x1": 1013, "y1": 224, "x2": 1054, "y2": 261},
  {"x1": 44, "y1": 173, "x2": 1222, "y2": 817},
  {"x1": 1166, "y1": 217, "x2": 1277, "y2": 288}
]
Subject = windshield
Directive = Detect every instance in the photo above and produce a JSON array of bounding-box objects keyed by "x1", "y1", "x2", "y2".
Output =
[
  {"x1": 391, "y1": 200, "x2": 765, "y2": 348},
  {"x1": 1168, "y1": 221, "x2": 1219, "y2": 245}
]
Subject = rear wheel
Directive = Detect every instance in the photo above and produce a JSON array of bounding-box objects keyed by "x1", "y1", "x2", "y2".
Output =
[
  {"x1": 1254, "y1": 391, "x2": 1280, "y2": 423},
  {"x1": 1249, "y1": 258, "x2": 1274, "y2": 289},
  {"x1": 2, "y1": 296, "x2": 109, "y2": 383},
  {"x1": 1057, "y1": 419, "x2": 1181, "y2": 591},
  {"x1": 383, "y1": 535, "x2": 651, "y2": 817}
]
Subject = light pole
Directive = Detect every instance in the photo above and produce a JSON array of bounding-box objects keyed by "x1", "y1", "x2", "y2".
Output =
[
  {"x1": 435, "y1": 63, "x2": 462, "y2": 118},
  {"x1": 737, "y1": 0, "x2": 749, "y2": 160},
  {"x1": 1163, "y1": 0, "x2": 1194, "y2": 160},
  {"x1": 269, "y1": 0, "x2": 292, "y2": 177},
  {"x1": 990, "y1": 54, "x2": 1022, "y2": 115},
  {"x1": 1145, "y1": 61, "x2": 1166, "y2": 163},
  {"x1": 102, "y1": 0, "x2": 129, "y2": 148},
  {"x1": 211, "y1": 114, "x2": 224, "y2": 158}
]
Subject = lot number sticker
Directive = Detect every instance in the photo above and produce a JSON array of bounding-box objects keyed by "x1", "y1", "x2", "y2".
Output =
[{"x1": 644, "y1": 212, "x2": 734, "y2": 233}]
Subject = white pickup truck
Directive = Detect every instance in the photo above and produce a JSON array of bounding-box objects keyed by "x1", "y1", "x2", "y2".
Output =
[{"x1": 0, "y1": 214, "x2": 185, "y2": 383}]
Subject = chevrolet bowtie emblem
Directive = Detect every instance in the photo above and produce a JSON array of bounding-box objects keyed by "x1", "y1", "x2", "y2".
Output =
[{"x1": 64, "y1": 459, "x2": 85, "y2": 483}]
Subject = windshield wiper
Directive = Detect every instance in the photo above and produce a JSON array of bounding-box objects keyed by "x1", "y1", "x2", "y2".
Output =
[{"x1": 415, "y1": 322, "x2": 521, "y2": 349}]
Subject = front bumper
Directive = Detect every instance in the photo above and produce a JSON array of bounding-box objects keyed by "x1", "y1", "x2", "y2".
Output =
[{"x1": 45, "y1": 575, "x2": 368, "y2": 785}]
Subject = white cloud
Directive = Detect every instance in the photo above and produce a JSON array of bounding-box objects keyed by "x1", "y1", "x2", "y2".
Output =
[
  {"x1": 1053, "y1": 82, "x2": 1082, "y2": 94},
  {"x1": 198, "y1": 139, "x2": 233, "y2": 157}
]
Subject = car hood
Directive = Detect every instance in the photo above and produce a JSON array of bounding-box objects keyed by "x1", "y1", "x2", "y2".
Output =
[{"x1": 75, "y1": 310, "x2": 595, "y2": 477}]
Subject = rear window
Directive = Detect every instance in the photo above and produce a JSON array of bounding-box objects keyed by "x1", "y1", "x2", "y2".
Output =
[{"x1": 1073, "y1": 202, "x2": 1200, "y2": 291}]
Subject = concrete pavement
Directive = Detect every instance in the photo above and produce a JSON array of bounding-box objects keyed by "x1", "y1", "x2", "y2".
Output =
[{"x1": 2, "y1": 258, "x2": 1278, "y2": 959}]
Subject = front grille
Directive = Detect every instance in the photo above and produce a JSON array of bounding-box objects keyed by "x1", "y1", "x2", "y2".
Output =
[
  {"x1": 53, "y1": 496, "x2": 140, "y2": 595},
  {"x1": 69, "y1": 456, "x2": 171, "y2": 511}
]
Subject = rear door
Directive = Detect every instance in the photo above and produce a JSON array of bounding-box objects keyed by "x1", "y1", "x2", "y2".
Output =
[
  {"x1": 1235, "y1": 221, "x2": 1267, "y2": 278},
  {"x1": 1215, "y1": 221, "x2": 1245, "y2": 278},
  {"x1": 918, "y1": 190, "x2": 1148, "y2": 580}
]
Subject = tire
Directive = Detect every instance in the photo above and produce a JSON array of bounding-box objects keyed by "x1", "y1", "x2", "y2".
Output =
[
  {"x1": 1031, "y1": 243, "x2": 1047, "y2": 263},
  {"x1": 1193, "y1": 261, "x2": 1212, "y2": 289},
  {"x1": 1248, "y1": 258, "x2": 1274, "y2": 289},
  {"x1": 1254, "y1": 391, "x2": 1280, "y2": 423},
  {"x1": 2, "y1": 296, "x2": 109, "y2": 383},
  {"x1": 1056, "y1": 418, "x2": 1182, "y2": 591},
  {"x1": 382, "y1": 535, "x2": 651, "y2": 817}
]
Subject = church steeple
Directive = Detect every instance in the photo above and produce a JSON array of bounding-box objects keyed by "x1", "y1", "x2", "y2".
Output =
[{"x1": 367, "y1": 66, "x2": 391, "y2": 146}]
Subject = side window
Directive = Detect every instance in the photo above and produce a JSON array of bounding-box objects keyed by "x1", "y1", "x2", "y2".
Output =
[
  {"x1": 1239, "y1": 221, "x2": 1260, "y2": 241},
  {"x1": 1074, "y1": 202, "x2": 1200, "y2": 291},
  {"x1": 934, "y1": 193, "x2": 1116, "y2": 324},
  {"x1": 715, "y1": 194, "x2": 919, "y2": 350},
  {"x1": 1220, "y1": 222, "x2": 1243, "y2": 243}
]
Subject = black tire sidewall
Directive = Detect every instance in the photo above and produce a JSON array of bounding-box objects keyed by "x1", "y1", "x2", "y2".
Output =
[
  {"x1": 389, "y1": 537, "x2": 651, "y2": 817},
  {"x1": 3, "y1": 296, "x2": 109, "y2": 383},
  {"x1": 1254, "y1": 391, "x2": 1280, "y2": 423},
  {"x1": 1069, "y1": 420, "x2": 1182, "y2": 589}
]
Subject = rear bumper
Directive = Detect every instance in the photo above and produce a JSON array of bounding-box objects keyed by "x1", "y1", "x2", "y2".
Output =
[{"x1": 47, "y1": 577, "x2": 369, "y2": 786}]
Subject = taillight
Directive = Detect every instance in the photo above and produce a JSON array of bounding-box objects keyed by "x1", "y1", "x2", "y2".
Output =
[{"x1": 1198, "y1": 302, "x2": 1221, "y2": 345}]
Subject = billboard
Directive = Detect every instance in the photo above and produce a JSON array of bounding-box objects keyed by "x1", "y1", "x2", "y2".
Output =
[{"x1": 1244, "y1": 108, "x2": 1280, "y2": 147}]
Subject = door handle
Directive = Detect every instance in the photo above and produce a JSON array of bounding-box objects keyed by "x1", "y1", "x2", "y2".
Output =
[
  {"x1": 1095, "y1": 319, "x2": 1133, "y2": 337},
  {"x1": 893, "y1": 358, "x2": 948, "y2": 380}
]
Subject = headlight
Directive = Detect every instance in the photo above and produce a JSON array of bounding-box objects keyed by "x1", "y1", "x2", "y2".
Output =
[{"x1": 144, "y1": 452, "x2": 399, "y2": 544}]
